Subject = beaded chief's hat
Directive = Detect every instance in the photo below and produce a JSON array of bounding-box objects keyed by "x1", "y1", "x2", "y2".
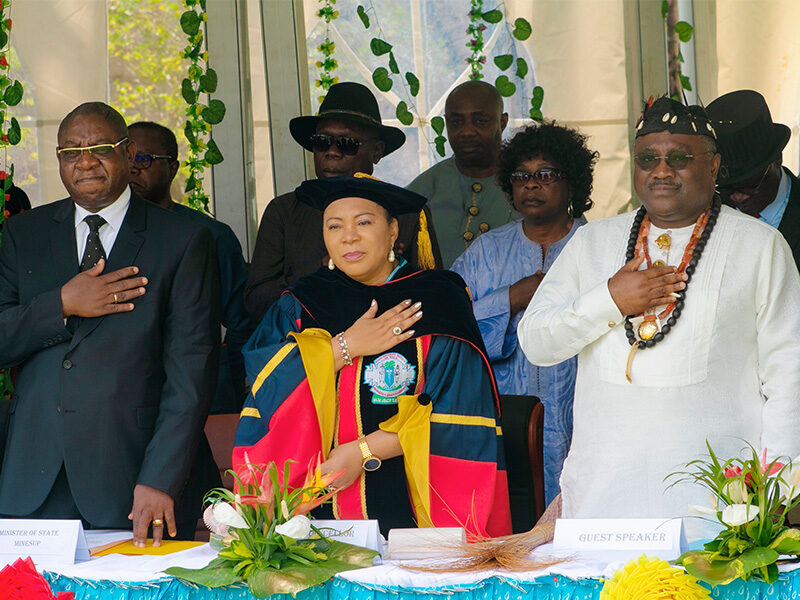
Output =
[{"x1": 635, "y1": 96, "x2": 717, "y2": 140}]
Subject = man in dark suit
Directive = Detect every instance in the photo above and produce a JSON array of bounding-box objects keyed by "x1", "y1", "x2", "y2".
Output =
[
  {"x1": 707, "y1": 89, "x2": 800, "y2": 267},
  {"x1": 0, "y1": 102, "x2": 220, "y2": 546},
  {"x1": 128, "y1": 121, "x2": 253, "y2": 413}
]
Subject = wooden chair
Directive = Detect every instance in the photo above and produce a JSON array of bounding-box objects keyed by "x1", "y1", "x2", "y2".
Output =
[{"x1": 499, "y1": 395, "x2": 546, "y2": 532}]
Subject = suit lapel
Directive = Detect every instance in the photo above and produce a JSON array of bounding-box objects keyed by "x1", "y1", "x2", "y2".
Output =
[
  {"x1": 778, "y1": 170, "x2": 800, "y2": 264},
  {"x1": 68, "y1": 194, "x2": 147, "y2": 352},
  {"x1": 49, "y1": 199, "x2": 79, "y2": 284}
]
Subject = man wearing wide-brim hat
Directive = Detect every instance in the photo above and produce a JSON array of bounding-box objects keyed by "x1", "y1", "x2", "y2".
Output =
[
  {"x1": 706, "y1": 89, "x2": 800, "y2": 267},
  {"x1": 244, "y1": 82, "x2": 442, "y2": 321}
]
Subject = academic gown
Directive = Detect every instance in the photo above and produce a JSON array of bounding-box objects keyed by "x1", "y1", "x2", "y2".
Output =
[{"x1": 233, "y1": 263, "x2": 512, "y2": 538}]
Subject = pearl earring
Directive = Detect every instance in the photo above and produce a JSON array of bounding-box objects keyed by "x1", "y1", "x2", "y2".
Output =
[
  {"x1": 328, "y1": 258, "x2": 335, "y2": 270},
  {"x1": 388, "y1": 248, "x2": 396, "y2": 263}
]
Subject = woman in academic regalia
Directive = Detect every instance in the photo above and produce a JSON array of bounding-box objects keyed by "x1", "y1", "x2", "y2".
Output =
[{"x1": 233, "y1": 174, "x2": 511, "y2": 538}]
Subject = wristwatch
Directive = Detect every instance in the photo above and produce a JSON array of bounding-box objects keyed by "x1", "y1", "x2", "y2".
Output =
[{"x1": 358, "y1": 436, "x2": 382, "y2": 471}]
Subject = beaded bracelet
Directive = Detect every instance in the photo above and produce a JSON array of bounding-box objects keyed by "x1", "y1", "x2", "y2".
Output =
[{"x1": 337, "y1": 332, "x2": 353, "y2": 366}]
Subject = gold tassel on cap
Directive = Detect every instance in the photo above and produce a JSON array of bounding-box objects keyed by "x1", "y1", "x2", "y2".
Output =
[{"x1": 416, "y1": 209, "x2": 435, "y2": 270}]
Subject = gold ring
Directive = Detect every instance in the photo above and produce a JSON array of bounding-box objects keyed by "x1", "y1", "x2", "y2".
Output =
[
  {"x1": 152, "y1": 519, "x2": 164, "y2": 526},
  {"x1": 392, "y1": 326, "x2": 402, "y2": 336},
  {"x1": 113, "y1": 293, "x2": 118, "y2": 303}
]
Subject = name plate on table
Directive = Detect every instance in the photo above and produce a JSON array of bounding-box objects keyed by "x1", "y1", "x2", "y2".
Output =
[
  {"x1": 0, "y1": 519, "x2": 90, "y2": 565},
  {"x1": 553, "y1": 518, "x2": 685, "y2": 560},
  {"x1": 312, "y1": 520, "x2": 382, "y2": 554}
]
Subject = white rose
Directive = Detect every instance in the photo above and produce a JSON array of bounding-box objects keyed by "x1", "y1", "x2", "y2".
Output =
[
  {"x1": 275, "y1": 515, "x2": 312, "y2": 540},
  {"x1": 721, "y1": 504, "x2": 759, "y2": 527},
  {"x1": 213, "y1": 502, "x2": 249, "y2": 529}
]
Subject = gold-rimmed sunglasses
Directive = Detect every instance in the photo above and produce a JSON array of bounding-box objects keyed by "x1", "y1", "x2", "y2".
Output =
[{"x1": 57, "y1": 137, "x2": 128, "y2": 162}]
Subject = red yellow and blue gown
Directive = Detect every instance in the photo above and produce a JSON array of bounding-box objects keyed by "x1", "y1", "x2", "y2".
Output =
[{"x1": 233, "y1": 262, "x2": 512, "y2": 538}]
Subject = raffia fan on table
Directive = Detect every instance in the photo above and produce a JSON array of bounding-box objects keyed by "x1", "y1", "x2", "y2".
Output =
[
  {"x1": 669, "y1": 442, "x2": 800, "y2": 586},
  {"x1": 165, "y1": 454, "x2": 378, "y2": 599}
]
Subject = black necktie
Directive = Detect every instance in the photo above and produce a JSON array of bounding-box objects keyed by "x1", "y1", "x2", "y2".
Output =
[{"x1": 80, "y1": 215, "x2": 107, "y2": 272}]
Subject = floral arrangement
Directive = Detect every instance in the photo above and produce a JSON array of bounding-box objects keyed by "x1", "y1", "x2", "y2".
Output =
[
  {"x1": 165, "y1": 455, "x2": 379, "y2": 598},
  {"x1": 600, "y1": 554, "x2": 710, "y2": 600},
  {"x1": 0, "y1": 557, "x2": 74, "y2": 600},
  {"x1": 179, "y1": 0, "x2": 225, "y2": 212},
  {"x1": 670, "y1": 442, "x2": 800, "y2": 585}
]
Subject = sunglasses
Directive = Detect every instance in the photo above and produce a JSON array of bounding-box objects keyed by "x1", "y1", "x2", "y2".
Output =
[
  {"x1": 309, "y1": 134, "x2": 374, "y2": 156},
  {"x1": 509, "y1": 168, "x2": 565, "y2": 185},
  {"x1": 717, "y1": 164, "x2": 771, "y2": 195},
  {"x1": 634, "y1": 150, "x2": 714, "y2": 171},
  {"x1": 57, "y1": 137, "x2": 128, "y2": 162},
  {"x1": 133, "y1": 152, "x2": 175, "y2": 170}
]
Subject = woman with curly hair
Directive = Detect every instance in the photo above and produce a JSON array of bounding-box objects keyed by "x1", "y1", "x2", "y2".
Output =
[{"x1": 451, "y1": 122, "x2": 599, "y2": 503}]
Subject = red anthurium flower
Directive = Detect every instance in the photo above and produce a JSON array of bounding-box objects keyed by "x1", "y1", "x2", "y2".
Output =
[
  {"x1": 0, "y1": 56, "x2": 9, "y2": 68},
  {"x1": 6, "y1": 19, "x2": 12, "y2": 30},
  {"x1": 723, "y1": 466, "x2": 742, "y2": 479}
]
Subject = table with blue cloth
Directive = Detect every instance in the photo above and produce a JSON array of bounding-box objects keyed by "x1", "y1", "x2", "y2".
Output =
[{"x1": 39, "y1": 538, "x2": 800, "y2": 600}]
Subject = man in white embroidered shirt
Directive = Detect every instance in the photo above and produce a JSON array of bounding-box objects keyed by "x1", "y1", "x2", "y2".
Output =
[{"x1": 517, "y1": 97, "x2": 800, "y2": 535}]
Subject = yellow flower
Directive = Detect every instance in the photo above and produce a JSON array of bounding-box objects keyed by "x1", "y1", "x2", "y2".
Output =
[{"x1": 600, "y1": 555, "x2": 710, "y2": 600}]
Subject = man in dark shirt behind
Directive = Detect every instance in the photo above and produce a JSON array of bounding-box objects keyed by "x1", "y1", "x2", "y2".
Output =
[
  {"x1": 244, "y1": 82, "x2": 442, "y2": 322},
  {"x1": 128, "y1": 121, "x2": 253, "y2": 412}
]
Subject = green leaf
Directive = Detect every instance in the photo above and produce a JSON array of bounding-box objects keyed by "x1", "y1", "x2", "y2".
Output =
[
  {"x1": 3, "y1": 81, "x2": 22, "y2": 106},
  {"x1": 202, "y1": 99, "x2": 226, "y2": 125},
  {"x1": 679, "y1": 72, "x2": 692, "y2": 92},
  {"x1": 356, "y1": 5, "x2": 370, "y2": 28},
  {"x1": 770, "y1": 528, "x2": 800, "y2": 555},
  {"x1": 369, "y1": 38, "x2": 392, "y2": 56},
  {"x1": 372, "y1": 67, "x2": 392, "y2": 92},
  {"x1": 181, "y1": 78, "x2": 197, "y2": 105},
  {"x1": 388, "y1": 52, "x2": 400, "y2": 75},
  {"x1": 680, "y1": 551, "x2": 742, "y2": 586},
  {"x1": 738, "y1": 546, "x2": 779, "y2": 574},
  {"x1": 529, "y1": 108, "x2": 543, "y2": 122},
  {"x1": 515, "y1": 58, "x2": 529, "y2": 78},
  {"x1": 675, "y1": 20, "x2": 694, "y2": 42},
  {"x1": 198, "y1": 0, "x2": 206, "y2": 9},
  {"x1": 430, "y1": 116, "x2": 445, "y2": 135},
  {"x1": 531, "y1": 85, "x2": 544, "y2": 109},
  {"x1": 204, "y1": 138, "x2": 224, "y2": 165},
  {"x1": 434, "y1": 135, "x2": 447, "y2": 157},
  {"x1": 494, "y1": 75, "x2": 516, "y2": 97},
  {"x1": 0, "y1": 28, "x2": 8, "y2": 49},
  {"x1": 165, "y1": 562, "x2": 242, "y2": 588},
  {"x1": 661, "y1": 0, "x2": 669, "y2": 19},
  {"x1": 405, "y1": 72, "x2": 420, "y2": 97},
  {"x1": 180, "y1": 10, "x2": 202, "y2": 36},
  {"x1": 7, "y1": 117, "x2": 20, "y2": 145},
  {"x1": 184, "y1": 173, "x2": 197, "y2": 193},
  {"x1": 395, "y1": 101, "x2": 413, "y2": 126},
  {"x1": 493, "y1": 54, "x2": 513, "y2": 71},
  {"x1": 199, "y1": 68, "x2": 218, "y2": 93},
  {"x1": 184, "y1": 121, "x2": 197, "y2": 145},
  {"x1": 481, "y1": 9, "x2": 503, "y2": 24},
  {"x1": 512, "y1": 18, "x2": 532, "y2": 41}
]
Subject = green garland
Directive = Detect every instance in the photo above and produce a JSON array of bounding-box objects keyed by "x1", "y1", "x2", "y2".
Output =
[
  {"x1": 314, "y1": 0, "x2": 339, "y2": 105},
  {"x1": 466, "y1": 0, "x2": 488, "y2": 80},
  {"x1": 179, "y1": 0, "x2": 225, "y2": 212},
  {"x1": 661, "y1": 0, "x2": 694, "y2": 97},
  {"x1": 0, "y1": 0, "x2": 23, "y2": 402}
]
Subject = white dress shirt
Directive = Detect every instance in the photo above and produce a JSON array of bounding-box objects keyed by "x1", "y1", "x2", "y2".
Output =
[
  {"x1": 517, "y1": 206, "x2": 800, "y2": 536},
  {"x1": 73, "y1": 186, "x2": 132, "y2": 263}
]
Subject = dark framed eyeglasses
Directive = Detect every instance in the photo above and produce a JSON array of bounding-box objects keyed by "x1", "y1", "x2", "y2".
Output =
[
  {"x1": 309, "y1": 133, "x2": 373, "y2": 156},
  {"x1": 509, "y1": 168, "x2": 566, "y2": 186},
  {"x1": 133, "y1": 152, "x2": 175, "y2": 170},
  {"x1": 57, "y1": 137, "x2": 128, "y2": 162},
  {"x1": 633, "y1": 150, "x2": 714, "y2": 171}
]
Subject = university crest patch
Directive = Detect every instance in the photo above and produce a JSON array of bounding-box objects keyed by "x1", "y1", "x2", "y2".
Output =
[{"x1": 363, "y1": 352, "x2": 416, "y2": 404}]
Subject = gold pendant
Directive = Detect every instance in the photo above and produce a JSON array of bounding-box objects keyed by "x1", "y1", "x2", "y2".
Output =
[
  {"x1": 653, "y1": 259, "x2": 666, "y2": 267},
  {"x1": 638, "y1": 320, "x2": 658, "y2": 340},
  {"x1": 655, "y1": 233, "x2": 672, "y2": 250}
]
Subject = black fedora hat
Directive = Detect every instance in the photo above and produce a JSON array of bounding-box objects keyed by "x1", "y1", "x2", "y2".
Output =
[
  {"x1": 706, "y1": 90, "x2": 791, "y2": 185},
  {"x1": 290, "y1": 82, "x2": 406, "y2": 156}
]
